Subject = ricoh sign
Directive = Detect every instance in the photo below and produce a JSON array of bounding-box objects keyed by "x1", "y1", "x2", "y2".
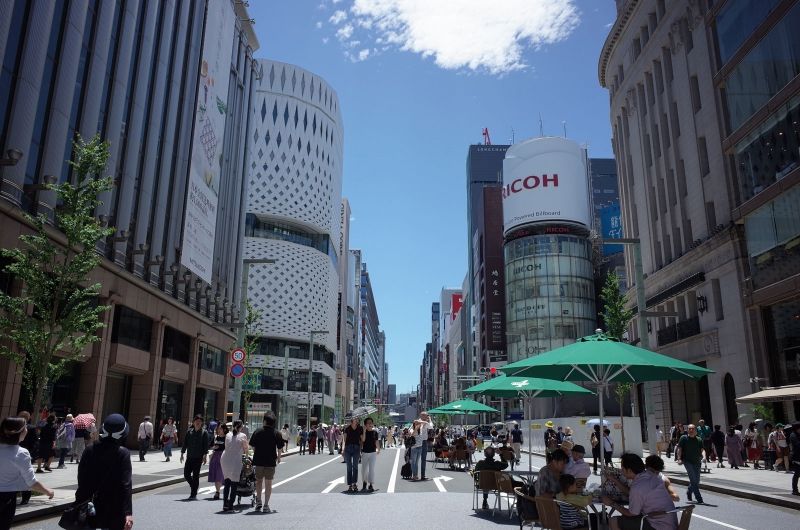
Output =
[{"x1": 502, "y1": 136, "x2": 591, "y2": 235}]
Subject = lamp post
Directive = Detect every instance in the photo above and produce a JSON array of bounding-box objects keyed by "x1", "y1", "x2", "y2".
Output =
[
  {"x1": 223, "y1": 258, "x2": 275, "y2": 422},
  {"x1": 307, "y1": 330, "x2": 329, "y2": 431}
]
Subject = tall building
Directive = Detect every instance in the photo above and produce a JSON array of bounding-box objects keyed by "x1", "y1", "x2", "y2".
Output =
[
  {"x1": 707, "y1": 0, "x2": 800, "y2": 423},
  {"x1": 599, "y1": 0, "x2": 754, "y2": 431},
  {"x1": 466, "y1": 145, "x2": 509, "y2": 374},
  {"x1": 0, "y1": 1, "x2": 258, "y2": 433},
  {"x1": 358, "y1": 260, "x2": 384, "y2": 402},
  {"x1": 336, "y1": 198, "x2": 354, "y2": 419},
  {"x1": 243, "y1": 60, "x2": 343, "y2": 428},
  {"x1": 387, "y1": 383, "x2": 397, "y2": 405}
]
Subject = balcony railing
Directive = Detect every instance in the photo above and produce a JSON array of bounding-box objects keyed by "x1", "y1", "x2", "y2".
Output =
[{"x1": 657, "y1": 316, "x2": 701, "y2": 347}]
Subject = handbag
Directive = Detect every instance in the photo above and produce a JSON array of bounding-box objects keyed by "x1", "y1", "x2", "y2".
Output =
[{"x1": 58, "y1": 500, "x2": 94, "y2": 530}]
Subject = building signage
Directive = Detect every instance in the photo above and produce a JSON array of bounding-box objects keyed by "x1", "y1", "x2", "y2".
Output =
[
  {"x1": 600, "y1": 202, "x2": 624, "y2": 255},
  {"x1": 180, "y1": 0, "x2": 236, "y2": 283},
  {"x1": 502, "y1": 137, "x2": 591, "y2": 234},
  {"x1": 451, "y1": 293, "x2": 463, "y2": 321}
]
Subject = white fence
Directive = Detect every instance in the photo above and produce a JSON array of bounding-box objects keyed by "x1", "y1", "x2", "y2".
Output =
[{"x1": 516, "y1": 416, "x2": 643, "y2": 457}]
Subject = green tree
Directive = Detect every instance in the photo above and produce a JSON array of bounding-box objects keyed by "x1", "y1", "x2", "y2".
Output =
[
  {"x1": 240, "y1": 299, "x2": 262, "y2": 423},
  {"x1": 600, "y1": 271, "x2": 635, "y2": 452},
  {"x1": 0, "y1": 135, "x2": 114, "y2": 414}
]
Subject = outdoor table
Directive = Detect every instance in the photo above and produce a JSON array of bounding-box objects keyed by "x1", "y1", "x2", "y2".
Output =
[{"x1": 507, "y1": 469, "x2": 538, "y2": 485}]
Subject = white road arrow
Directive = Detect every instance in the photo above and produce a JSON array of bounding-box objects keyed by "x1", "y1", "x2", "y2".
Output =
[
  {"x1": 321, "y1": 476, "x2": 346, "y2": 494},
  {"x1": 432, "y1": 475, "x2": 453, "y2": 493}
]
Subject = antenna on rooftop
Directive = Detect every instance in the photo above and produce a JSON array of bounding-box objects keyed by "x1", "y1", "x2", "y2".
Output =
[{"x1": 538, "y1": 114, "x2": 544, "y2": 137}]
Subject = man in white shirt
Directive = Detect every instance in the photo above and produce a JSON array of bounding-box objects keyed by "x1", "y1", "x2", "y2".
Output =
[
  {"x1": 137, "y1": 416, "x2": 154, "y2": 462},
  {"x1": 565, "y1": 444, "x2": 592, "y2": 480},
  {"x1": 411, "y1": 411, "x2": 433, "y2": 480}
]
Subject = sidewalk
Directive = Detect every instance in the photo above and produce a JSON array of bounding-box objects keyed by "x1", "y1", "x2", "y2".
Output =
[{"x1": 14, "y1": 445, "x2": 300, "y2": 524}]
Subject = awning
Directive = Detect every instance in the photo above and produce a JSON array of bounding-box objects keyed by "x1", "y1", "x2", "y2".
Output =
[{"x1": 735, "y1": 384, "x2": 800, "y2": 404}]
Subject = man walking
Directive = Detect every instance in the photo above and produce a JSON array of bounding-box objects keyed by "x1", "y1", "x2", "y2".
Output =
[
  {"x1": 510, "y1": 423, "x2": 523, "y2": 465},
  {"x1": 316, "y1": 424, "x2": 325, "y2": 454},
  {"x1": 676, "y1": 423, "x2": 704, "y2": 504},
  {"x1": 180, "y1": 415, "x2": 209, "y2": 499},
  {"x1": 136, "y1": 416, "x2": 153, "y2": 462},
  {"x1": 249, "y1": 412, "x2": 285, "y2": 512}
]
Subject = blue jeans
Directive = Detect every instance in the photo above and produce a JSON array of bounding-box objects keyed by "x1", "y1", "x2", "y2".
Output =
[
  {"x1": 683, "y1": 461, "x2": 703, "y2": 501},
  {"x1": 412, "y1": 445, "x2": 428, "y2": 478},
  {"x1": 344, "y1": 444, "x2": 360, "y2": 486},
  {"x1": 163, "y1": 441, "x2": 173, "y2": 458}
]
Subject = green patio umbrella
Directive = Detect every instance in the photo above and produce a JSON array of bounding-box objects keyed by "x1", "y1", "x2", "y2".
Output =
[
  {"x1": 464, "y1": 376, "x2": 594, "y2": 471},
  {"x1": 500, "y1": 331, "x2": 713, "y2": 466},
  {"x1": 432, "y1": 398, "x2": 499, "y2": 414}
]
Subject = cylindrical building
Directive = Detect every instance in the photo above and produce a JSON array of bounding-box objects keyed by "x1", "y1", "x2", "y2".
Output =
[
  {"x1": 503, "y1": 137, "x2": 597, "y2": 362},
  {"x1": 244, "y1": 60, "x2": 343, "y2": 429}
]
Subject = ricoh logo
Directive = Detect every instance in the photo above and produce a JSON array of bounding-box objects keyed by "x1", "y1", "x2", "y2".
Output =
[{"x1": 502, "y1": 173, "x2": 559, "y2": 199}]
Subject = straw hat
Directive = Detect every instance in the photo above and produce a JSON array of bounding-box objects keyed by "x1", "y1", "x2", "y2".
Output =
[{"x1": 545, "y1": 420, "x2": 554, "y2": 428}]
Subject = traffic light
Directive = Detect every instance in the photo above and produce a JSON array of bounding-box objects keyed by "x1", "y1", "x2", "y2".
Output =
[
  {"x1": 479, "y1": 367, "x2": 488, "y2": 381},
  {"x1": 490, "y1": 367, "x2": 497, "y2": 378}
]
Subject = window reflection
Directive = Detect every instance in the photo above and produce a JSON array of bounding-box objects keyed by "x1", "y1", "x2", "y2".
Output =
[
  {"x1": 245, "y1": 213, "x2": 337, "y2": 266},
  {"x1": 715, "y1": 0, "x2": 781, "y2": 64}
]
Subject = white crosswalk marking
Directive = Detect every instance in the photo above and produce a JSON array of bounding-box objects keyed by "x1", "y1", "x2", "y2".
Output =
[{"x1": 387, "y1": 447, "x2": 402, "y2": 493}]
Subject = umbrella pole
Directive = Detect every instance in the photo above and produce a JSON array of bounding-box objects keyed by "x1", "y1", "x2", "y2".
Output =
[
  {"x1": 598, "y1": 381, "x2": 606, "y2": 487},
  {"x1": 527, "y1": 397, "x2": 532, "y2": 473}
]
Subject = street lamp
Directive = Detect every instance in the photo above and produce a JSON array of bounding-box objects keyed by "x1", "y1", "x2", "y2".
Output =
[
  {"x1": 213, "y1": 258, "x2": 275, "y2": 422},
  {"x1": 306, "y1": 330, "x2": 329, "y2": 431}
]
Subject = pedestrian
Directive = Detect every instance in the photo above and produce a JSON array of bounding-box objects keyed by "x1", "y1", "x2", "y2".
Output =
[
  {"x1": 326, "y1": 425, "x2": 336, "y2": 455},
  {"x1": 655, "y1": 425, "x2": 665, "y2": 457},
  {"x1": 249, "y1": 412, "x2": 284, "y2": 513},
  {"x1": 337, "y1": 424, "x2": 344, "y2": 453},
  {"x1": 563, "y1": 426, "x2": 574, "y2": 445},
  {"x1": 208, "y1": 422, "x2": 227, "y2": 500},
  {"x1": 76, "y1": 414, "x2": 133, "y2": 530},
  {"x1": 510, "y1": 422, "x2": 523, "y2": 465},
  {"x1": 735, "y1": 424, "x2": 748, "y2": 467},
  {"x1": 773, "y1": 423, "x2": 791, "y2": 471},
  {"x1": 725, "y1": 426, "x2": 744, "y2": 469},
  {"x1": 789, "y1": 422, "x2": 800, "y2": 496},
  {"x1": 160, "y1": 417, "x2": 177, "y2": 462},
  {"x1": 308, "y1": 425, "x2": 317, "y2": 454},
  {"x1": 603, "y1": 428, "x2": 614, "y2": 467},
  {"x1": 343, "y1": 417, "x2": 363, "y2": 492},
  {"x1": 136, "y1": 415, "x2": 153, "y2": 462},
  {"x1": 72, "y1": 418, "x2": 86, "y2": 465},
  {"x1": 298, "y1": 426, "x2": 308, "y2": 455},
  {"x1": 316, "y1": 424, "x2": 325, "y2": 454},
  {"x1": 0, "y1": 417, "x2": 54, "y2": 527},
  {"x1": 544, "y1": 421, "x2": 558, "y2": 461},
  {"x1": 280, "y1": 423, "x2": 290, "y2": 453},
  {"x1": 179, "y1": 414, "x2": 209, "y2": 500},
  {"x1": 221, "y1": 420, "x2": 247, "y2": 511},
  {"x1": 34, "y1": 413, "x2": 56, "y2": 473},
  {"x1": 360, "y1": 417, "x2": 380, "y2": 492},
  {"x1": 590, "y1": 424, "x2": 601, "y2": 474},
  {"x1": 744, "y1": 422, "x2": 762, "y2": 469},
  {"x1": 56, "y1": 415, "x2": 75, "y2": 469},
  {"x1": 708, "y1": 425, "x2": 724, "y2": 468},
  {"x1": 697, "y1": 419, "x2": 712, "y2": 463},
  {"x1": 411, "y1": 411, "x2": 433, "y2": 481},
  {"x1": 676, "y1": 423, "x2": 704, "y2": 503}
]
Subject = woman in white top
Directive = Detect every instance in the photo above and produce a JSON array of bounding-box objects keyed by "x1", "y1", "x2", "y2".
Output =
[
  {"x1": 1, "y1": 417, "x2": 54, "y2": 526},
  {"x1": 220, "y1": 420, "x2": 248, "y2": 511}
]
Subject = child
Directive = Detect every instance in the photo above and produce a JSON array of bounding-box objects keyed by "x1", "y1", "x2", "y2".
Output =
[{"x1": 555, "y1": 474, "x2": 593, "y2": 530}]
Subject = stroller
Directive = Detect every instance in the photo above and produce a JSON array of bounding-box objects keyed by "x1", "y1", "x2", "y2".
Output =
[{"x1": 236, "y1": 455, "x2": 256, "y2": 507}]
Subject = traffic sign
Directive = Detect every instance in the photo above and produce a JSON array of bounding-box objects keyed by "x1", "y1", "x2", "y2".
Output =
[
  {"x1": 230, "y1": 362, "x2": 245, "y2": 378},
  {"x1": 230, "y1": 347, "x2": 246, "y2": 363}
]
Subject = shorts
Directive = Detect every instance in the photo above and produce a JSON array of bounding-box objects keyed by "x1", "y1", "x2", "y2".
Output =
[{"x1": 254, "y1": 466, "x2": 276, "y2": 481}]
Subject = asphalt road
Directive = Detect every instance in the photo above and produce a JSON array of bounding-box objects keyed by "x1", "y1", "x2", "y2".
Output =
[{"x1": 16, "y1": 448, "x2": 797, "y2": 529}]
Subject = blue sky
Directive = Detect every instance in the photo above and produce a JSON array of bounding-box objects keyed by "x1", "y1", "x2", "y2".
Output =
[{"x1": 249, "y1": 0, "x2": 617, "y2": 394}]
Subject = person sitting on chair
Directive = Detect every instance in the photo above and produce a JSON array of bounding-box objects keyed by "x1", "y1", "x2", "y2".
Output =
[
  {"x1": 603, "y1": 453, "x2": 677, "y2": 530},
  {"x1": 473, "y1": 446, "x2": 508, "y2": 510}
]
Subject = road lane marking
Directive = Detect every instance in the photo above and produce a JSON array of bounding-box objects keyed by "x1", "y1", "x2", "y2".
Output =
[
  {"x1": 196, "y1": 486, "x2": 217, "y2": 495},
  {"x1": 432, "y1": 475, "x2": 453, "y2": 492},
  {"x1": 272, "y1": 456, "x2": 340, "y2": 488},
  {"x1": 387, "y1": 447, "x2": 402, "y2": 493},
  {"x1": 322, "y1": 476, "x2": 345, "y2": 494},
  {"x1": 692, "y1": 514, "x2": 747, "y2": 530}
]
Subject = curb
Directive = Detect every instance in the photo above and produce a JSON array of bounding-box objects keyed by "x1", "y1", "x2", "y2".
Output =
[
  {"x1": 14, "y1": 447, "x2": 301, "y2": 524},
  {"x1": 522, "y1": 449, "x2": 800, "y2": 511}
]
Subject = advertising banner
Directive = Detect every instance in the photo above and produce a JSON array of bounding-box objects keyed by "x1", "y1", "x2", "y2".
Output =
[
  {"x1": 502, "y1": 137, "x2": 591, "y2": 234},
  {"x1": 180, "y1": 1, "x2": 236, "y2": 283},
  {"x1": 600, "y1": 202, "x2": 624, "y2": 255}
]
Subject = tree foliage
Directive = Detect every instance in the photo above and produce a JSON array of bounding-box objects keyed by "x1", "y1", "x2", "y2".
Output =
[
  {"x1": 0, "y1": 135, "x2": 114, "y2": 413},
  {"x1": 240, "y1": 299, "x2": 262, "y2": 422},
  {"x1": 599, "y1": 272, "x2": 634, "y2": 341}
]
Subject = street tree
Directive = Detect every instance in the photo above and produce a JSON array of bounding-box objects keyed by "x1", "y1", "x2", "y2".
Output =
[
  {"x1": 240, "y1": 299, "x2": 262, "y2": 423},
  {"x1": 600, "y1": 271, "x2": 634, "y2": 451},
  {"x1": 0, "y1": 135, "x2": 114, "y2": 414}
]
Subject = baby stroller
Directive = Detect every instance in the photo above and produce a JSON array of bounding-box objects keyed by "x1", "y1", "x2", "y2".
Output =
[{"x1": 236, "y1": 455, "x2": 256, "y2": 507}]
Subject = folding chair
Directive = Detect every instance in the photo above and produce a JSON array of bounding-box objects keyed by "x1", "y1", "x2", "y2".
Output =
[
  {"x1": 473, "y1": 470, "x2": 501, "y2": 515},
  {"x1": 641, "y1": 504, "x2": 694, "y2": 530},
  {"x1": 496, "y1": 473, "x2": 518, "y2": 519},
  {"x1": 514, "y1": 486, "x2": 540, "y2": 530}
]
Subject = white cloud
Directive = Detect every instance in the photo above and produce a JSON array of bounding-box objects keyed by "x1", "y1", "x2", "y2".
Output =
[
  {"x1": 335, "y1": 0, "x2": 580, "y2": 74},
  {"x1": 358, "y1": 48, "x2": 370, "y2": 61},
  {"x1": 316, "y1": 21, "x2": 323, "y2": 29},
  {"x1": 322, "y1": 37, "x2": 330, "y2": 44},
  {"x1": 329, "y1": 10, "x2": 348, "y2": 24}
]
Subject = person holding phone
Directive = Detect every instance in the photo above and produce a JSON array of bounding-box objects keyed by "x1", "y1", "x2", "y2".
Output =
[{"x1": 360, "y1": 417, "x2": 380, "y2": 492}]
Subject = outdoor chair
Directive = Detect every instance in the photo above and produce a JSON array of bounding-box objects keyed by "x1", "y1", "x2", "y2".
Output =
[
  {"x1": 496, "y1": 472, "x2": 518, "y2": 518},
  {"x1": 514, "y1": 486, "x2": 540, "y2": 530},
  {"x1": 640, "y1": 504, "x2": 694, "y2": 530},
  {"x1": 473, "y1": 470, "x2": 501, "y2": 515},
  {"x1": 435, "y1": 447, "x2": 451, "y2": 469},
  {"x1": 535, "y1": 496, "x2": 589, "y2": 530},
  {"x1": 575, "y1": 477, "x2": 587, "y2": 493},
  {"x1": 451, "y1": 448, "x2": 469, "y2": 470}
]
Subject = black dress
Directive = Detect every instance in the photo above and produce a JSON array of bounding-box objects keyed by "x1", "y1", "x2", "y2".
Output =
[{"x1": 38, "y1": 423, "x2": 56, "y2": 460}]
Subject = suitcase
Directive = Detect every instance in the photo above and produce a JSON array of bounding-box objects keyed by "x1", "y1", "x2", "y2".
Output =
[{"x1": 401, "y1": 462, "x2": 412, "y2": 479}]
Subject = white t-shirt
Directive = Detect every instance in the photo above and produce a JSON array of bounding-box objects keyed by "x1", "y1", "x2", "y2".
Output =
[
  {"x1": 415, "y1": 420, "x2": 433, "y2": 448},
  {"x1": 603, "y1": 434, "x2": 614, "y2": 453},
  {"x1": 138, "y1": 421, "x2": 153, "y2": 440},
  {"x1": 0, "y1": 445, "x2": 36, "y2": 492}
]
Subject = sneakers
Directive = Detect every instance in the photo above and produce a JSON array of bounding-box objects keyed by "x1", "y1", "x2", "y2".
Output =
[
  {"x1": 57, "y1": 465, "x2": 66, "y2": 469},
  {"x1": 368, "y1": 484, "x2": 374, "y2": 492},
  {"x1": 255, "y1": 503, "x2": 262, "y2": 512},
  {"x1": 687, "y1": 492, "x2": 692, "y2": 502},
  {"x1": 361, "y1": 482, "x2": 367, "y2": 492},
  {"x1": 263, "y1": 505, "x2": 271, "y2": 513}
]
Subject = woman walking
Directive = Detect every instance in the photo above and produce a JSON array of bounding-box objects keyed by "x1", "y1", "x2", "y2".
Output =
[
  {"x1": 308, "y1": 426, "x2": 317, "y2": 455},
  {"x1": 744, "y1": 422, "x2": 762, "y2": 469},
  {"x1": 299, "y1": 426, "x2": 308, "y2": 455},
  {"x1": 208, "y1": 423, "x2": 227, "y2": 500},
  {"x1": 602, "y1": 428, "x2": 614, "y2": 467},
  {"x1": 36, "y1": 414, "x2": 56, "y2": 472},
  {"x1": 726, "y1": 427, "x2": 744, "y2": 469},
  {"x1": 160, "y1": 417, "x2": 178, "y2": 462},
  {"x1": 590, "y1": 425, "x2": 601, "y2": 474},
  {"x1": 221, "y1": 420, "x2": 248, "y2": 511},
  {"x1": 56, "y1": 415, "x2": 75, "y2": 469},
  {"x1": 1, "y1": 417, "x2": 54, "y2": 527},
  {"x1": 360, "y1": 417, "x2": 380, "y2": 492},
  {"x1": 711, "y1": 425, "x2": 726, "y2": 468},
  {"x1": 343, "y1": 417, "x2": 363, "y2": 492}
]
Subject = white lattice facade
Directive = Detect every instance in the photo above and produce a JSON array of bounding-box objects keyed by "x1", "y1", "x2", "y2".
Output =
[{"x1": 244, "y1": 60, "x2": 343, "y2": 423}]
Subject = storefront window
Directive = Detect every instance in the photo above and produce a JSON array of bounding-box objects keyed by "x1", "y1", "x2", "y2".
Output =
[
  {"x1": 734, "y1": 95, "x2": 800, "y2": 201},
  {"x1": 744, "y1": 184, "x2": 800, "y2": 288},
  {"x1": 156, "y1": 380, "x2": 183, "y2": 431},
  {"x1": 764, "y1": 298, "x2": 800, "y2": 386},
  {"x1": 723, "y1": 3, "x2": 800, "y2": 132}
]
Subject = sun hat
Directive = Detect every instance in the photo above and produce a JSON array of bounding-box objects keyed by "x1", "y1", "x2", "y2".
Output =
[
  {"x1": 100, "y1": 413, "x2": 129, "y2": 440},
  {"x1": 545, "y1": 420, "x2": 554, "y2": 428}
]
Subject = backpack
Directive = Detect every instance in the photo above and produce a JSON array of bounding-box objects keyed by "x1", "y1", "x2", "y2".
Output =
[
  {"x1": 401, "y1": 462, "x2": 412, "y2": 479},
  {"x1": 546, "y1": 432, "x2": 558, "y2": 449}
]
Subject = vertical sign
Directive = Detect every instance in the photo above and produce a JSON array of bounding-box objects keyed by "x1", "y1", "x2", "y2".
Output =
[
  {"x1": 600, "y1": 202, "x2": 624, "y2": 255},
  {"x1": 180, "y1": 1, "x2": 236, "y2": 283}
]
